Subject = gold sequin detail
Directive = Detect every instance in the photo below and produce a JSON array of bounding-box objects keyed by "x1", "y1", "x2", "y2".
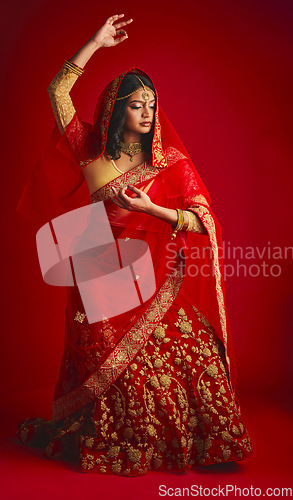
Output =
[
  {"x1": 48, "y1": 65, "x2": 80, "y2": 134},
  {"x1": 184, "y1": 209, "x2": 207, "y2": 233},
  {"x1": 74, "y1": 311, "x2": 86, "y2": 323}
]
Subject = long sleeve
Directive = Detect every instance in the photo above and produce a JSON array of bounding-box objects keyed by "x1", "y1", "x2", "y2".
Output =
[
  {"x1": 184, "y1": 209, "x2": 207, "y2": 233},
  {"x1": 48, "y1": 65, "x2": 81, "y2": 135}
]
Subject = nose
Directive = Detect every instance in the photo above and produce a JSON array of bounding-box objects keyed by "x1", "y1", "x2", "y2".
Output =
[{"x1": 142, "y1": 105, "x2": 151, "y2": 118}]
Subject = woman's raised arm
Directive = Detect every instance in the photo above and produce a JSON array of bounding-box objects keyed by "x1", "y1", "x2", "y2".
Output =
[
  {"x1": 48, "y1": 14, "x2": 133, "y2": 135},
  {"x1": 70, "y1": 14, "x2": 132, "y2": 68}
]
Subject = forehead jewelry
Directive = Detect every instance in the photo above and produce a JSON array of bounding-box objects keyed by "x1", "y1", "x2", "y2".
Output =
[{"x1": 116, "y1": 75, "x2": 155, "y2": 102}]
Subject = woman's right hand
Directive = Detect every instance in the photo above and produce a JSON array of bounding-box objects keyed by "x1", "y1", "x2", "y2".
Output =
[{"x1": 90, "y1": 14, "x2": 133, "y2": 48}]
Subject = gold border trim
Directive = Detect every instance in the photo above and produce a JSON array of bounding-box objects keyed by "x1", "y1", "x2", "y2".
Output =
[
  {"x1": 100, "y1": 76, "x2": 123, "y2": 149},
  {"x1": 52, "y1": 267, "x2": 183, "y2": 421},
  {"x1": 189, "y1": 205, "x2": 231, "y2": 377},
  {"x1": 90, "y1": 162, "x2": 160, "y2": 203}
]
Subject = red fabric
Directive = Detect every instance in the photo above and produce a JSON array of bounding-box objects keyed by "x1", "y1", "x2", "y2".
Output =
[
  {"x1": 16, "y1": 68, "x2": 237, "y2": 423},
  {"x1": 16, "y1": 298, "x2": 252, "y2": 475},
  {"x1": 16, "y1": 68, "x2": 210, "y2": 225}
]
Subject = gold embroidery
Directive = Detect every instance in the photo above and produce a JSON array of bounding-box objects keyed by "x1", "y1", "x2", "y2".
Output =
[
  {"x1": 164, "y1": 147, "x2": 187, "y2": 166},
  {"x1": 74, "y1": 311, "x2": 86, "y2": 323},
  {"x1": 221, "y1": 430, "x2": 233, "y2": 442},
  {"x1": 20, "y1": 428, "x2": 28, "y2": 443},
  {"x1": 85, "y1": 437, "x2": 94, "y2": 449},
  {"x1": 190, "y1": 205, "x2": 231, "y2": 382},
  {"x1": 52, "y1": 268, "x2": 183, "y2": 421},
  {"x1": 28, "y1": 260, "x2": 253, "y2": 475},
  {"x1": 159, "y1": 374, "x2": 171, "y2": 388},
  {"x1": 90, "y1": 162, "x2": 160, "y2": 203},
  {"x1": 100, "y1": 76, "x2": 122, "y2": 149},
  {"x1": 153, "y1": 325, "x2": 166, "y2": 340},
  {"x1": 48, "y1": 65, "x2": 80, "y2": 134},
  {"x1": 184, "y1": 209, "x2": 206, "y2": 233},
  {"x1": 154, "y1": 359, "x2": 163, "y2": 369},
  {"x1": 186, "y1": 194, "x2": 209, "y2": 207},
  {"x1": 123, "y1": 428, "x2": 134, "y2": 439},
  {"x1": 222, "y1": 446, "x2": 232, "y2": 461},
  {"x1": 146, "y1": 424, "x2": 156, "y2": 436},
  {"x1": 152, "y1": 107, "x2": 168, "y2": 169}
]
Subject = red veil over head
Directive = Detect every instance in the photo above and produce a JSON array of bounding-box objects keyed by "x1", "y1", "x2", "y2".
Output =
[
  {"x1": 16, "y1": 68, "x2": 210, "y2": 225},
  {"x1": 17, "y1": 68, "x2": 237, "y2": 421}
]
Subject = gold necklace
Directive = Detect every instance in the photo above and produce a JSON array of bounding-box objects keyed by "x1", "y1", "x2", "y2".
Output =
[
  {"x1": 120, "y1": 142, "x2": 142, "y2": 161},
  {"x1": 110, "y1": 158, "x2": 124, "y2": 174}
]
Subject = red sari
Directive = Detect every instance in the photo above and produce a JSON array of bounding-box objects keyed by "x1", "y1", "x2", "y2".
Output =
[{"x1": 16, "y1": 68, "x2": 253, "y2": 475}]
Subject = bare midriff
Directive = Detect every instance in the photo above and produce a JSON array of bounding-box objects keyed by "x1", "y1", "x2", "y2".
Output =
[
  {"x1": 82, "y1": 154, "x2": 149, "y2": 195},
  {"x1": 81, "y1": 155, "x2": 122, "y2": 194}
]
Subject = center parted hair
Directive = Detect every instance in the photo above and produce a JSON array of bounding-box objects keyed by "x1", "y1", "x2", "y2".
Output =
[{"x1": 105, "y1": 73, "x2": 156, "y2": 160}]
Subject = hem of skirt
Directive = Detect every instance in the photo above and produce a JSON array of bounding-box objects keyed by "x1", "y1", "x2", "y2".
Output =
[{"x1": 78, "y1": 446, "x2": 253, "y2": 476}]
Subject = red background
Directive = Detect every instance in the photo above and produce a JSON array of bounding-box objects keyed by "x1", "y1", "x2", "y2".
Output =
[{"x1": 1, "y1": 0, "x2": 293, "y2": 497}]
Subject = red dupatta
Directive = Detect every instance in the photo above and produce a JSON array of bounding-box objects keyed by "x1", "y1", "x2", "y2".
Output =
[{"x1": 16, "y1": 68, "x2": 237, "y2": 422}]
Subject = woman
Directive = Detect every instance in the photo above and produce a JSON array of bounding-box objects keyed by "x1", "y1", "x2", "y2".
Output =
[{"x1": 16, "y1": 15, "x2": 253, "y2": 475}]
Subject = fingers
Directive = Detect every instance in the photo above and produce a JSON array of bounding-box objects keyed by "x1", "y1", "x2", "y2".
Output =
[
  {"x1": 113, "y1": 18, "x2": 133, "y2": 29},
  {"x1": 109, "y1": 196, "x2": 124, "y2": 208},
  {"x1": 117, "y1": 186, "x2": 131, "y2": 203},
  {"x1": 111, "y1": 186, "x2": 135, "y2": 208},
  {"x1": 107, "y1": 14, "x2": 124, "y2": 25},
  {"x1": 127, "y1": 184, "x2": 140, "y2": 194},
  {"x1": 110, "y1": 188, "x2": 125, "y2": 208},
  {"x1": 108, "y1": 25, "x2": 117, "y2": 37},
  {"x1": 113, "y1": 35, "x2": 128, "y2": 46},
  {"x1": 113, "y1": 28, "x2": 130, "y2": 45},
  {"x1": 115, "y1": 189, "x2": 125, "y2": 203},
  {"x1": 111, "y1": 187, "x2": 126, "y2": 206},
  {"x1": 120, "y1": 187, "x2": 134, "y2": 202}
]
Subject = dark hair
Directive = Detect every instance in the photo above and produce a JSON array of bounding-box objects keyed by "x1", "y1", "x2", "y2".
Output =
[{"x1": 105, "y1": 73, "x2": 156, "y2": 160}]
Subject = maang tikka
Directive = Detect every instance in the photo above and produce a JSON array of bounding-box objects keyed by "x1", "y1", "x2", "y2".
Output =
[{"x1": 116, "y1": 75, "x2": 155, "y2": 102}]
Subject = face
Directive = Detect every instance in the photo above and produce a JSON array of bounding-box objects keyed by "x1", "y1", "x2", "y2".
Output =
[{"x1": 124, "y1": 87, "x2": 156, "y2": 138}]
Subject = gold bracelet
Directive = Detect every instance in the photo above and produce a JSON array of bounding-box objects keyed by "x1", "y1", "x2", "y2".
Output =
[
  {"x1": 175, "y1": 209, "x2": 184, "y2": 230},
  {"x1": 64, "y1": 60, "x2": 84, "y2": 73},
  {"x1": 64, "y1": 60, "x2": 84, "y2": 76},
  {"x1": 170, "y1": 208, "x2": 185, "y2": 240},
  {"x1": 183, "y1": 210, "x2": 190, "y2": 230}
]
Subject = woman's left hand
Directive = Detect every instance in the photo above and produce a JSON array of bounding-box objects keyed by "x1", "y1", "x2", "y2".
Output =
[{"x1": 110, "y1": 185, "x2": 154, "y2": 214}]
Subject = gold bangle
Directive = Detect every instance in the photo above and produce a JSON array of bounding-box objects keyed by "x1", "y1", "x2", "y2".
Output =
[
  {"x1": 183, "y1": 210, "x2": 190, "y2": 230},
  {"x1": 173, "y1": 209, "x2": 181, "y2": 231},
  {"x1": 64, "y1": 60, "x2": 84, "y2": 72},
  {"x1": 64, "y1": 60, "x2": 84, "y2": 76},
  {"x1": 170, "y1": 208, "x2": 184, "y2": 240},
  {"x1": 176, "y1": 209, "x2": 185, "y2": 231}
]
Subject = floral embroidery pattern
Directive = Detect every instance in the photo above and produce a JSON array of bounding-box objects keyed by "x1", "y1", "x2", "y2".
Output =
[
  {"x1": 17, "y1": 304, "x2": 252, "y2": 475},
  {"x1": 52, "y1": 268, "x2": 183, "y2": 421}
]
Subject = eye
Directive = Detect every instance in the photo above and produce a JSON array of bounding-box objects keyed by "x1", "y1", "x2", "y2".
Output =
[{"x1": 130, "y1": 105, "x2": 141, "y2": 109}]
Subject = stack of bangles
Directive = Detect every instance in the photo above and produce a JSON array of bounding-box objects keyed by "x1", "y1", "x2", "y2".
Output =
[
  {"x1": 170, "y1": 209, "x2": 189, "y2": 240},
  {"x1": 64, "y1": 60, "x2": 84, "y2": 76}
]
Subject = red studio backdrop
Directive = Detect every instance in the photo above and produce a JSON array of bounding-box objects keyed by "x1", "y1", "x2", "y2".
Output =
[{"x1": 1, "y1": 0, "x2": 293, "y2": 495}]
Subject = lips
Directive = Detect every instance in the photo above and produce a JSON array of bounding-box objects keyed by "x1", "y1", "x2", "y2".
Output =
[{"x1": 140, "y1": 122, "x2": 151, "y2": 126}]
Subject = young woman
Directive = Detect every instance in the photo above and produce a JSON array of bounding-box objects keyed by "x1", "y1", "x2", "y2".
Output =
[{"x1": 16, "y1": 14, "x2": 253, "y2": 475}]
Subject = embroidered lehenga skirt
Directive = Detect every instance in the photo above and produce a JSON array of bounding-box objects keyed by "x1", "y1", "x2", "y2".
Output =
[
  {"x1": 16, "y1": 153, "x2": 253, "y2": 475},
  {"x1": 17, "y1": 291, "x2": 252, "y2": 476}
]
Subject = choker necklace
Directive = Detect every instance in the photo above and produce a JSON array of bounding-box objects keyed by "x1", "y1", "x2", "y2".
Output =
[{"x1": 120, "y1": 142, "x2": 142, "y2": 161}]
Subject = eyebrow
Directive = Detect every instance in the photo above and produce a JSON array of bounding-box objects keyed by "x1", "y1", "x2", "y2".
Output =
[{"x1": 129, "y1": 99, "x2": 156, "y2": 104}]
